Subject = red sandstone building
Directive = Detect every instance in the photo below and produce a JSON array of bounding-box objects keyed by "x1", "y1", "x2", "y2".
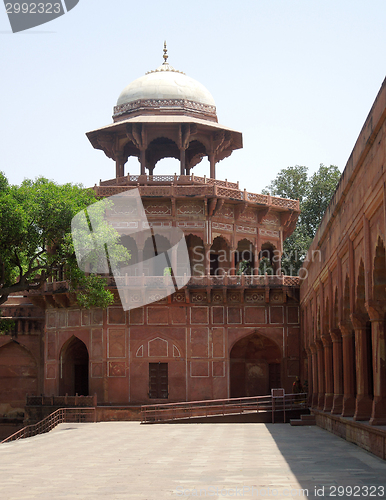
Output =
[
  {"x1": 0, "y1": 49, "x2": 301, "y2": 414},
  {"x1": 301, "y1": 78, "x2": 386, "y2": 433}
]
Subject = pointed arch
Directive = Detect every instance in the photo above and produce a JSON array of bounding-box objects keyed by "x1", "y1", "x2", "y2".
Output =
[
  {"x1": 373, "y1": 237, "x2": 386, "y2": 302},
  {"x1": 230, "y1": 331, "x2": 282, "y2": 397},
  {"x1": 59, "y1": 336, "x2": 89, "y2": 396},
  {"x1": 0, "y1": 341, "x2": 38, "y2": 408}
]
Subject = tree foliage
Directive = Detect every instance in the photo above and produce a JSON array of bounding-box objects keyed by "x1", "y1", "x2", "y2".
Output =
[
  {"x1": 0, "y1": 172, "x2": 128, "y2": 308},
  {"x1": 264, "y1": 164, "x2": 341, "y2": 275}
]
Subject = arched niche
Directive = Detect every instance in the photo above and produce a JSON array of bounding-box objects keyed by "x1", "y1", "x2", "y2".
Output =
[
  {"x1": 230, "y1": 332, "x2": 282, "y2": 398},
  {"x1": 59, "y1": 336, "x2": 89, "y2": 396},
  {"x1": 0, "y1": 341, "x2": 38, "y2": 408}
]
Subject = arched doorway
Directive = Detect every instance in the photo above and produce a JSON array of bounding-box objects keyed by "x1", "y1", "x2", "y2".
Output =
[
  {"x1": 59, "y1": 337, "x2": 89, "y2": 396},
  {"x1": 230, "y1": 332, "x2": 282, "y2": 397}
]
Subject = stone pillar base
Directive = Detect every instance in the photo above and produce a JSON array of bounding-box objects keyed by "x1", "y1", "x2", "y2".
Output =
[
  {"x1": 323, "y1": 393, "x2": 334, "y2": 412},
  {"x1": 317, "y1": 393, "x2": 325, "y2": 410},
  {"x1": 353, "y1": 395, "x2": 373, "y2": 421},
  {"x1": 331, "y1": 394, "x2": 343, "y2": 414},
  {"x1": 311, "y1": 393, "x2": 319, "y2": 408},
  {"x1": 369, "y1": 398, "x2": 386, "y2": 426},
  {"x1": 341, "y1": 395, "x2": 356, "y2": 417}
]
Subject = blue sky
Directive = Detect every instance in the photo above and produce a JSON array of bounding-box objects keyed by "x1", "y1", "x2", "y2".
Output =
[{"x1": 1, "y1": 0, "x2": 385, "y2": 194}]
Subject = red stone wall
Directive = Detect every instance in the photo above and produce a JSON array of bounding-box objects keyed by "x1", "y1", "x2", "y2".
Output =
[{"x1": 44, "y1": 292, "x2": 300, "y2": 405}]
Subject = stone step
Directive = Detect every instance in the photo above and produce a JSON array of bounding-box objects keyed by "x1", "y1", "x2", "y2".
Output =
[
  {"x1": 290, "y1": 419, "x2": 304, "y2": 426},
  {"x1": 301, "y1": 414, "x2": 316, "y2": 422},
  {"x1": 290, "y1": 414, "x2": 316, "y2": 426}
]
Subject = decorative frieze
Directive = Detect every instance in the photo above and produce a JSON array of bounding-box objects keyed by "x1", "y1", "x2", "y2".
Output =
[
  {"x1": 217, "y1": 205, "x2": 234, "y2": 219},
  {"x1": 236, "y1": 225, "x2": 257, "y2": 234},
  {"x1": 143, "y1": 203, "x2": 171, "y2": 216},
  {"x1": 259, "y1": 228, "x2": 280, "y2": 238},
  {"x1": 212, "y1": 222, "x2": 233, "y2": 231},
  {"x1": 262, "y1": 215, "x2": 280, "y2": 226},
  {"x1": 177, "y1": 221, "x2": 205, "y2": 229},
  {"x1": 177, "y1": 202, "x2": 204, "y2": 216},
  {"x1": 239, "y1": 209, "x2": 256, "y2": 222}
]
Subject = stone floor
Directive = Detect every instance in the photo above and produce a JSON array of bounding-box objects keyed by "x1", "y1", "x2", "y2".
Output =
[{"x1": 0, "y1": 422, "x2": 385, "y2": 499}]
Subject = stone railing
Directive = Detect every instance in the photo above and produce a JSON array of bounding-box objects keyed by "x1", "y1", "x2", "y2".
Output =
[
  {"x1": 42, "y1": 275, "x2": 300, "y2": 293},
  {"x1": 93, "y1": 181, "x2": 300, "y2": 211},
  {"x1": 98, "y1": 174, "x2": 239, "y2": 190}
]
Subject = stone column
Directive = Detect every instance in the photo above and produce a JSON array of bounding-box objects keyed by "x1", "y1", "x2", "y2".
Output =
[
  {"x1": 204, "y1": 244, "x2": 211, "y2": 277},
  {"x1": 306, "y1": 348, "x2": 313, "y2": 406},
  {"x1": 137, "y1": 247, "x2": 144, "y2": 276},
  {"x1": 140, "y1": 149, "x2": 146, "y2": 176},
  {"x1": 340, "y1": 323, "x2": 356, "y2": 417},
  {"x1": 331, "y1": 330, "x2": 344, "y2": 415},
  {"x1": 230, "y1": 248, "x2": 236, "y2": 276},
  {"x1": 310, "y1": 344, "x2": 318, "y2": 408},
  {"x1": 209, "y1": 153, "x2": 216, "y2": 179},
  {"x1": 322, "y1": 335, "x2": 334, "y2": 411},
  {"x1": 351, "y1": 316, "x2": 373, "y2": 421},
  {"x1": 115, "y1": 152, "x2": 125, "y2": 178},
  {"x1": 180, "y1": 148, "x2": 186, "y2": 176},
  {"x1": 366, "y1": 305, "x2": 386, "y2": 425},
  {"x1": 316, "y1": 340, "x2": 325, "y2": 409}
]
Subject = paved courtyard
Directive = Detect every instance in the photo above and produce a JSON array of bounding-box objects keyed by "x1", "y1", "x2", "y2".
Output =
[{"x1": 0, "y1": 422, "x2": 385, "y2": 500}]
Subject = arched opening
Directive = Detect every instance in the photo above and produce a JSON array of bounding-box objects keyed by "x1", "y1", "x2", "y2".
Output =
[
  {"x1": 373, "y1": 237, "x2": 386, "y2": 301},
  {"x1": 143, "y1": 234, "x2": 172, "y2": 276},
  {"x1": 259, "y1": 242, "x2": 276, "y2": 274},
  {"x1": 356, "y1": 260, "x2": 373, "y2": 398},
  {"x1": 0, "y1": 342, "x2": 38, "y2": 409},
  {"x1": 59, "y1": 337, "x2": 89, "y2": 396},
  {"x1": 210, "y1": 236, "x2": 230, "y2": 275},
  {"x1": 185, "y1": 234, "x2": 205, "y2": 276},
  {"x1": 147, "y1": 137, "x2": 179, "y2": 175},
  {"x1": 186, "y1": 140, "x2": 207, "y2": 175},
  {"x1": 118, "y1": 234, "x2": 138, "y2": 275},
  {"x1": 344, "y1": 276, "x2": 356, "y2": 398},
  {"x1": 236, "y1": 239, "x2": 254, "y2": 275},
  {"x1": 230, "y1": 332, "x2": 282, "y2": 397}
]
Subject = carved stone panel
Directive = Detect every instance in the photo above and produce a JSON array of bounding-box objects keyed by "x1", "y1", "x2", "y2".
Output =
[
  {"x1": 177, "y1": 202, "x2": 204, "y2": 216},
  {"x1": 108, "y1": 329, "x2": 126, "y2": 358},
  {"x1": 190, "y1": 327, "x2": 209, "y2": 358}
]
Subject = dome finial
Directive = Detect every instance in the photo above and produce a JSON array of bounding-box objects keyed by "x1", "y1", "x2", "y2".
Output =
[{"x1": 163, "y1": 41, "x2": 168, "y2": 65}]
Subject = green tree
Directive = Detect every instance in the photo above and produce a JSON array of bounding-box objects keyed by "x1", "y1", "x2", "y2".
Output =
[
  {"x1": 263, "y1": 164, "x2": 340, "y2": 275},
  {"x1": 0, "y1": 172, "x2": 129, "y2": 308}
]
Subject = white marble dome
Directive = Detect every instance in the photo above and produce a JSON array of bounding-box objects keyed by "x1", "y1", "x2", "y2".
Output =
[{"x1": 116, "y1": 63, "x2": 216, "y2": 107}]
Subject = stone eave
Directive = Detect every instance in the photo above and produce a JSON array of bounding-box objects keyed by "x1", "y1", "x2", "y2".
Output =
[{"x1": 86, "y1": 115, "x2": 243, "y2": 152}]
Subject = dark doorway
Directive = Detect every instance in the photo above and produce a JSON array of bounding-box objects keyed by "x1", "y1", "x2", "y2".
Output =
[
  {"x1": 59, "y1": 337, "x2": 89, "y2": 396},
  {"x1": 230, "y1": 333, "x2": 282, "y2": 397},
  {"x1": 269, "y1": 363, "x2": 281, "y2": 391},
  {"x1": 149, "y1": 363, "x2": 168, "y2": 399}
]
